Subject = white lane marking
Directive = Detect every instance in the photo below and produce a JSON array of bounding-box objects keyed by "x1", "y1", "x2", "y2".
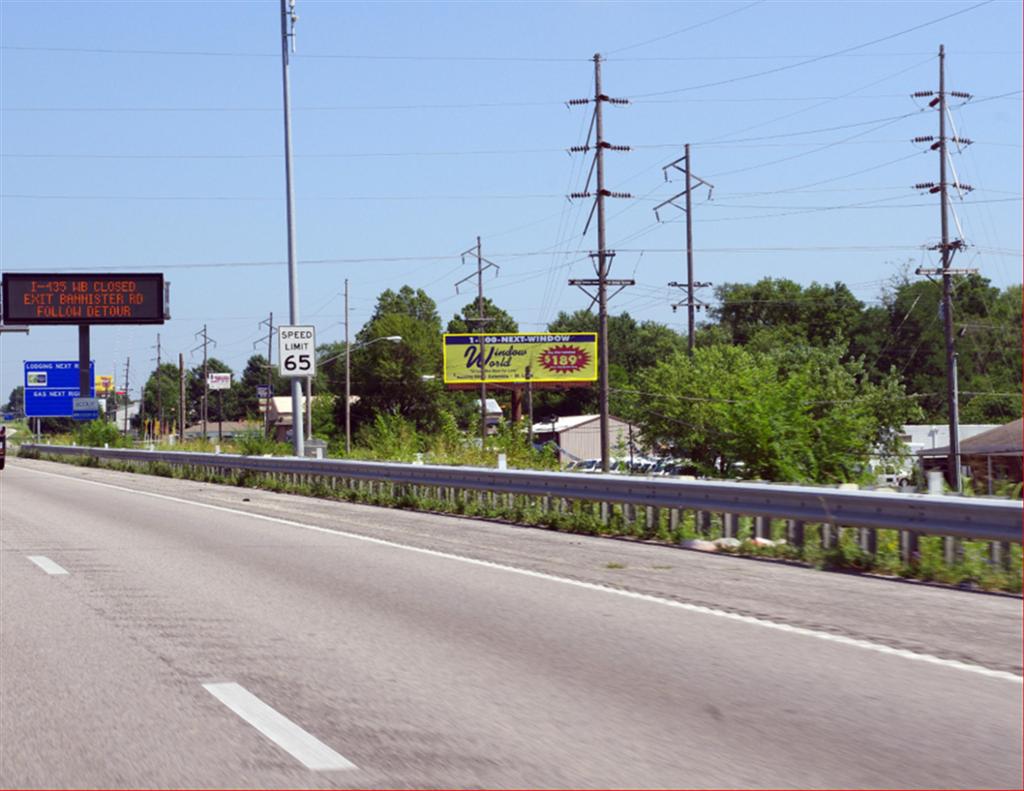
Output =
[
  {"x1": 203, "y1": 682, "x2": 356, "y2": 771},
  {"x1": 19, "y1": 465, "x2": 1024, "y2": 684},
  {"x1": 27, "y1": 555, "x2": 69, "y2": 575}
]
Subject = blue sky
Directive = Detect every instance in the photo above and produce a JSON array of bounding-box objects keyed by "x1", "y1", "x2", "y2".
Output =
[{"x1": 1, "y1": 0, "x2": 1021, "y2": 402}]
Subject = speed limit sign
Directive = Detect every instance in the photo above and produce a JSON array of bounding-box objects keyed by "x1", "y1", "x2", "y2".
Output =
[{"x1": 278, "y1": 325, "x2": 316, "y2": 377}]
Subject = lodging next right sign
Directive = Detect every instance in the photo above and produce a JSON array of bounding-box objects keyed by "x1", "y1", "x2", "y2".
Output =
[{"x1": 443, "y1": 332, "x2": 597, "y2": 386}]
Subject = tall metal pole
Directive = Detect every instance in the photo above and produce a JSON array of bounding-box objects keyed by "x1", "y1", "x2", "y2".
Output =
[
  {"x1": 344, "y1": 279, "x2": 351, "y2": 454},
  {"x1": 477, "y1": 235, "x2": 488, "y2": 448},
  {"x1": 280, "y1": 0, "x2": 304, "y2": 457},
  {"x1": 938, "y1": 44, "x2": 961, "y2": 493},
  {"x1": 594, "y1": 53, "x2": 610, "y2": 473},
  {"x1": 684, "y1": 144, "x2": 695, "y2": 355}
]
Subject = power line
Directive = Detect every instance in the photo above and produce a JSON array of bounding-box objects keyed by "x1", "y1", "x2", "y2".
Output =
[
  {"x1": 0, "y1": 44, "x2": 588, "y2": 62},
  {"x1": 606, "y1": 0, "x2": 764, "y2": 55},
  {"x1": 629, "y1": 0, "x2": 993, "y2": 98}
]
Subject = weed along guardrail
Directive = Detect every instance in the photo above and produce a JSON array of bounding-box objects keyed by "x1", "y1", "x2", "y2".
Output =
[{"x1": 19, "y1": 443, "x2": 1023, "y2": 590}]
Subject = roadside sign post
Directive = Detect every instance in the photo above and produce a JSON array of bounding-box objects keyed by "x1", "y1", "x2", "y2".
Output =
[
  {"x1": 278, "y1": 326, "x2": 315, "y2": 452},
  {"x1": 206, "y1": 372, "x2": 232, "y2": 442}
]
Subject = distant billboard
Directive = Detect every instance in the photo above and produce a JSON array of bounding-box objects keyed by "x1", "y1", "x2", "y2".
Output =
[
  {"x1": 207, "y1": 372, "x2": 232, "y2": 390},
  {"x1": 443, "y1": 333, "x2": 598, "y2": 386},
  {"x1": 95, "y1": 375, "x2": 116, "y2": 396},
  {"x1": 2, "y1": 273, "x2": 167, "y2": 325}
]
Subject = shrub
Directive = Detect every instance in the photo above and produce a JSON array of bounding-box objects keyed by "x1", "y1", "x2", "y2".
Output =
[{"x1": 74, "y1": 420, "x2": 130, "y2": 448}]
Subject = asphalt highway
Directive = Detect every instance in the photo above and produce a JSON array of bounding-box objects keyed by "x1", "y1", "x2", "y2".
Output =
[{"x1": 1, "y1": 456, "x2": 1021, "y2": 788}]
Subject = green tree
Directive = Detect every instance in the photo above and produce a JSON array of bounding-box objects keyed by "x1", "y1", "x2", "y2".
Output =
[
  {"x1": 140, "y1": 362, "x2": 183, "y2": 432},
  {"x1": 625, "y1": 343, "x2": 921, "y2": 483},
  {"x1": 875, "y1": 275, "x2": 1020, "y2": 422},
  {"x1": 712, "y1": 278, "x2": 864, "y2": 348},
  {"x1": 535, "y1": 310, "x2": 684, "y2": 419},
  {"x1": 3, "y1": 386, "x2": 24, "y2": 416},
  {"x1": 447, "y1": 297, "x2": 519, "y2": 334},
  {"x1": 344, "y1": 286, "x2": 449, "y2": 436},
  {"x1": 236, "y1": 354, "x2": 288, "y2": 420},
  {"x1": 186, "y1": 358, "x2": 236, "y2": 426}
]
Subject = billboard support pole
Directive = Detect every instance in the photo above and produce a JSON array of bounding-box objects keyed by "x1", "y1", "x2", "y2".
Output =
[{"x1": 78, "y1": 325, "x2": 90, "y2": 409}]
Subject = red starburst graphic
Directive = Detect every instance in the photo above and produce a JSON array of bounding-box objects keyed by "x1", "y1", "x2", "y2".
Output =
[{"x1": 538, "y1": 345, "x2": 590, "y2": 374}]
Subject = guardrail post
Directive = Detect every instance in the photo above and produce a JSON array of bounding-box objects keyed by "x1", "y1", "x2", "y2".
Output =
[
  {"x1": 822, "y1": 523, "x2": 837, "y2": 550},
  {"x1": 645, "y1": 506, "x2": 656, "y2": 537},
  {"x1": 989, "y1": 541, "x2": 1012, "y2": 571},
  {"x1": 723, "y1": 512, "x2": 737, "y2": 539},
  {"x1": 696, "y1": 510, "x2": 710, "y2": 537},
  {"x1": 900, "y1": 530, "x2": 919, "y2": 565},
  {"x1": 754, "y1": 515, "x2": 770, "y2": 540},
  {"x1": 600, "y1": 501, "x2": 609, "y2": 526},
  {"x1": 944, "y1": 537, "x2": 962, "y2": 567},
  {"x1": 860, "y1": 527, "x2": 878, "y2": 557},
  {"x1": 787, "y1": 519, "x2": 805, "y2": 549}
]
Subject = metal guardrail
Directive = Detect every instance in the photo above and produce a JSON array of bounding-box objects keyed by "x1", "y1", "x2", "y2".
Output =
[{"x1": 19, "y1": 444, "x2": 1022, "y2": 543}]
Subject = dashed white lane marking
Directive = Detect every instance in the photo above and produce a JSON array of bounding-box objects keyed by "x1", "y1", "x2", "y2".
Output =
[
  {"x1": 18, "y1": 465, "x2": 1024, "y2": 685},
  {"x1": 203, "y1": 682, "x2": 356, "y2": 771},
  {"x1": 27, "y1": 555, "x2": 69, "y2": 575}
]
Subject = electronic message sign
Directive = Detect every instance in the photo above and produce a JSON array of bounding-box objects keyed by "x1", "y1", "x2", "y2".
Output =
[
  {"x1": 24, "y1": 360, "x2": 96, "y2": 418},
  {"x1": 443, "y1": 333, "x2": 598, "y2": 385},
  {"x1": 2, "y1": 273, "x2": 167, "y2": 325}
]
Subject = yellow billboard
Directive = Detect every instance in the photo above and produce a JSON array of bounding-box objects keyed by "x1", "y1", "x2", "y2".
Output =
[
  {"x1": 443, "y1": 332, "x2": 597, "y2": 385},
  {"x1": 95, "y1": 374, "x2": 116, "y2": 396}
]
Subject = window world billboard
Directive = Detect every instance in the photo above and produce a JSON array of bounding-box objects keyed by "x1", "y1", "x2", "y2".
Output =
[{"x1": 442, "y1": 333, "x2": 597, "y2": 386}]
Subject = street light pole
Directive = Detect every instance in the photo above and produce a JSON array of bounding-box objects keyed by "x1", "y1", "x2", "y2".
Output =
[{"x1": 279, "y1": 0, "x2": 304, "y2": 457}]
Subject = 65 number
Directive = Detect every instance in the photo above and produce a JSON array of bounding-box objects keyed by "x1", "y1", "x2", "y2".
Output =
[{"x1": 284, "y1": 354, "x2": 312, "y2": 372}]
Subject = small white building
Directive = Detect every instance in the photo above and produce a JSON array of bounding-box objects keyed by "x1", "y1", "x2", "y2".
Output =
[
  {"x1": 898, "y1": 424, "x2": 1001, "y2": 455},
  {"x1": 531, "y1": 414, "x2": 633, "y2": 467}
]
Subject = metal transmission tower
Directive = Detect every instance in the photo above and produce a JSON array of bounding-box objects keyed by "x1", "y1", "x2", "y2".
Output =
[
  {"x1": 567, "y1": 53, "x2": 632, "y2": 473},
  {"x1": 911, "y1": 44, "x2": 976, "y2": 493},
  {"x1": 278, "y1": 0, "x2": 304, "y2": 457},
  {"x1": 455, "y1": 236, "x2": 499, "y2": 448},
  {"x1": 654, "y1": 144, "x2": 714, "y2": 354},
  {"x1": 151, "y1": 333, "x2": 162, "y2": 438},
  {"x1": 192, "y1": 325, "x2": 216, "y2": 442}
]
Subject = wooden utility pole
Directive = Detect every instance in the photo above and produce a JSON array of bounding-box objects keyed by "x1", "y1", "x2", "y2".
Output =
[
  {"x1": 568, "y1": 54, "x2": 632, "y2": 472},
  {"x1": 178, "y1": 353, "x2": 185, "y2": 441},
  {"x1": 344, "y1": 282, "x2": 351, "y2": 453},
  {"x1": 122, "y1": 357, "x2": 130, "y2": 435},
  {"x1": 912, "y1": 45, "x2": 976, "y2": 492}
]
